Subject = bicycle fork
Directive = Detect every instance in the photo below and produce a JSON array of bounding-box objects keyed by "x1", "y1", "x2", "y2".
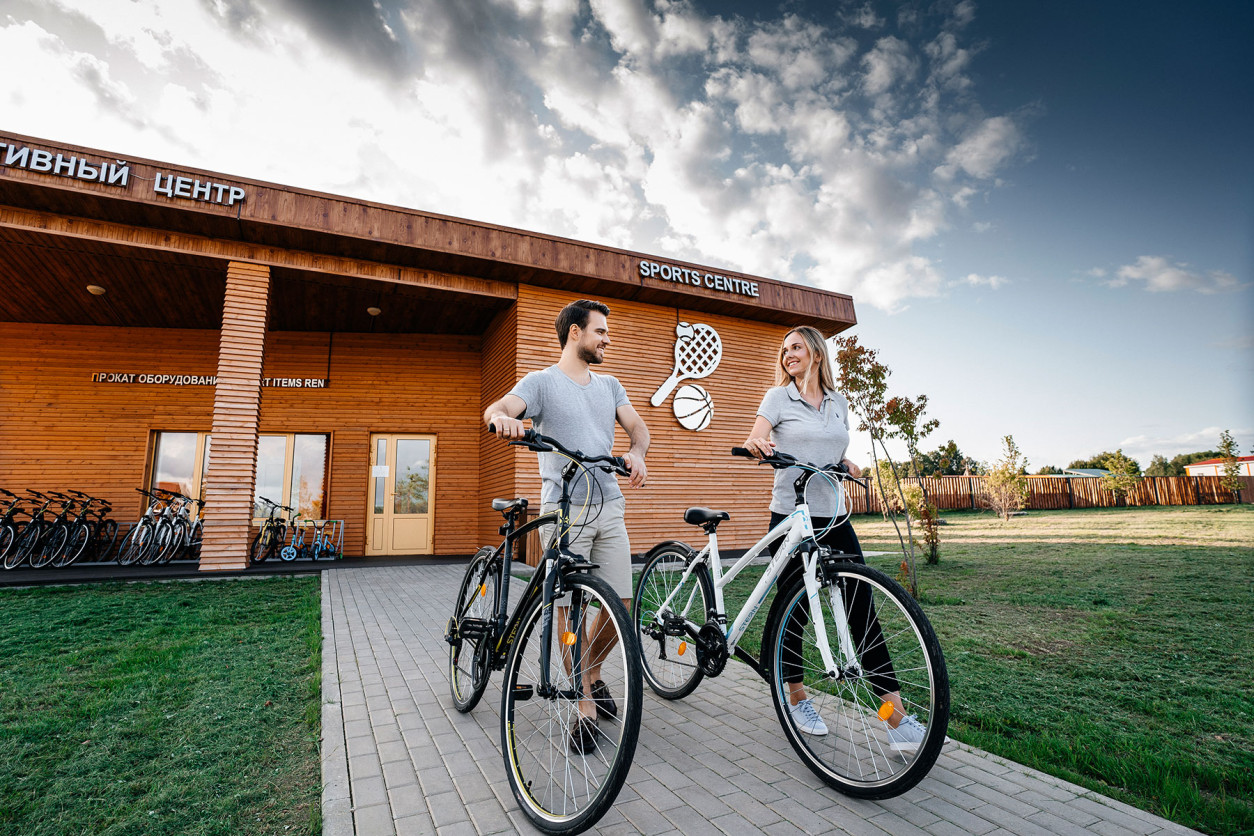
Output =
[
  {"x1": 800, "y1": 549, "x2": 860, "y2": 682},
  {"x1": 518, "y1": 553, "x2": 591, "y2": 704}
]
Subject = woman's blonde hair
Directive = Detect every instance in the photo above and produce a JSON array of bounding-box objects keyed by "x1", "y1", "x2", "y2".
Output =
[{"x1": 774, "y1": 325, "x2": 838, "y2": 393}]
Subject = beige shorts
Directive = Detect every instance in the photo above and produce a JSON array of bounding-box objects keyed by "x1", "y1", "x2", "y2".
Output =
[{"x1": 539, "y1": 497, "x2": 632, "y2": 601}]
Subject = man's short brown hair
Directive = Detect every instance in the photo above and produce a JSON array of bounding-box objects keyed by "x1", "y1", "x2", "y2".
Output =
[{"x1": 555, "y1": 299, "x2": 611, "y2": 348}]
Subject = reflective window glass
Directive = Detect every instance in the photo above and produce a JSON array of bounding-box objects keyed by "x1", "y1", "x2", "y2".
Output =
[
  {"x1": 290, "y1": 434, "x2": 328, "y2": 518},
  {"x1": 373, "y1": 438, "x2": 387, "y2": 514},
  {"x1": 254, "y1": 435, "x2": 288, "y2": 518},
  {"x1": 151, "y1": 432, "x2": 197, "y2": 497},
  {"x1": 394, "y1": 439, "x2": 430, "y2": 515}
]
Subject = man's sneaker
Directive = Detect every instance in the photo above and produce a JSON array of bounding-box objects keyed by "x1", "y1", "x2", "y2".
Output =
[
  {"x1": 887, "y1": 714, "x2": 926, "y2": 752},
  {"x1": 590, "y1": 679, "x2": 617, "y2": 720},
  {"x1": 788, "y1": 698, "x2": 828, "y2": 736},
  {"x1": 569, "y1": 716, "x2": 600, "y2": 755}
]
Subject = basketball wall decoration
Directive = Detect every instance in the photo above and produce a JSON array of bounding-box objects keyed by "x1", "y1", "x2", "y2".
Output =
[{"x1": 673, "y1": 383, "x2": 714, "y2": 431}]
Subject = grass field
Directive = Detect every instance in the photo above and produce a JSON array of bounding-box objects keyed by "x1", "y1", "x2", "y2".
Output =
[
  {"x1": 723, "y1": 504, "x2": 1254, "y2": 836},
  {"x1": 0, "y1": 576, "x2": 321, "y2": 836}
]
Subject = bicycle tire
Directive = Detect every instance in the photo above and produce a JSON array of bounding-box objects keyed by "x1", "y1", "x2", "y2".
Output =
[
  {"x1": 53, "y1": 522, "x2": 93, "y2": 568},
  {"x1": 250, "y1": 524, "x2": 274, "y2": 564},
  {"x1": 632, "y1": 542, "x2": 713, "y2": 700},
  {"x1": 140, "y1": 521, "x2": 171, "y2": 566},
  {"x1": 764, "y1": 561, "x2": 949, "y2": 799},
  {"x1": 186, "y1": 519, "x2": 203, "y2": 561},
  {"x1": 1, "y1": 523, "x2": 28, "y2": 569},
  {"x1": 116, "y1": 522, "x2": 149, "y2": 566},
  {"x1": 0, "y1": 523, "x2": 13, "y2": 569},
  {"x1": 448, "y1": 546, "x2": 498, "y2": 713},
  {"x1": 159, "y1": 519, "x2": 188, "y2": 564},
  {"x1": 7, "y1": 522, "x2": 42, "y2": 569},
  {"x1": 501, "y1": 572, "x2": 642, "y2": 834},
  {"x1": 95, "y1": 518, "x2": 120, "y2": 562},
  {"x1": 30, "y1": 523, "x2": 69, "y2": 569}
]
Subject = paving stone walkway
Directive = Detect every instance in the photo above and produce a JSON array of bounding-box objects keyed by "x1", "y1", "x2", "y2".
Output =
[{"x1": 321, "y1": 564, "x2": 1201, "y2": 836}]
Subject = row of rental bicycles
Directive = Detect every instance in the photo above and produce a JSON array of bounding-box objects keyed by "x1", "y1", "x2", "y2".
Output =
[
  {"x1": 446, "y1": 429, "x2": 950, "y2": 834},
  {"x1": 0, "y1": 487, "x2": 204, "y2": 570}
]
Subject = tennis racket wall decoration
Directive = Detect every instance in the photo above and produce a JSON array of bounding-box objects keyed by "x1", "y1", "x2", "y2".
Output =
[{"x1": 650, "y1": 322, "x2": 723, "y2": 407}]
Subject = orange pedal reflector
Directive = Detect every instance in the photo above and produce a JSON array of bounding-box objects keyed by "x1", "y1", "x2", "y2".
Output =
[
  {"x1": 878, "y1": 702, "x2": 895, "y2": 721},
  {"x1": 562, "y1": 631, "x2": 578, "y2": 646},
  {"x1": 677, "y1": 641, "x2": 687, "y2": 656}
]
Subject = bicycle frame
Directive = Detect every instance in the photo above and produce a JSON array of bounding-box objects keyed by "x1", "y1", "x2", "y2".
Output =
[{"x1": 652, "y1": 483, "x2": 858, "y2": 684}]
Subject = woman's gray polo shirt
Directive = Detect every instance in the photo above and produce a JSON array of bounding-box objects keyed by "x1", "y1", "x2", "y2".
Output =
[{"x1": 757, "y1": 383, "x2": 852, "y2": 518}]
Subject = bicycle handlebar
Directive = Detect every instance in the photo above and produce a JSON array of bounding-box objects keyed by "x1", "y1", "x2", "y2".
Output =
[
  {"x1": 731, "y1": 447, "x2": 865, "y2": 485},
  {"x1": 489, "y1": 425, "x2": 630, "y2": 477}
]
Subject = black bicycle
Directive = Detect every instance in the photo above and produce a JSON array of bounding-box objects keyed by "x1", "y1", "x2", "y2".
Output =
[
  {"x1": 250, "y1": 497, "x2": 292, "y2": 564},
  {"x1": 445, "y1": 428, "x2": 642, "y2": 835}
]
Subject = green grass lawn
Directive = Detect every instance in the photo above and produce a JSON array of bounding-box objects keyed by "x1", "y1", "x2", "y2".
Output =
[
  {"x1": 722, "y1": 504, "x2": 1254, "y2": 836},
  {"x1": 0, "y1": 576, "x2": 321, "y2": 836}
]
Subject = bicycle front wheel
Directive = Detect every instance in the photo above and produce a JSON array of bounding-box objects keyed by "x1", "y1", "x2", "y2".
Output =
[
  {"x1": 501, "y1": 572, "x2": 641, "y2": 834},
  {"x1": 448, "y1": 547, "x2": 498, "y2": 713},
  {"x1": 0, "y1": 524, "x2": 19, "y2": 569},
  {"x1": 764, "y1": 561, "x2": 949, "y2": 799},
  {"x1": 632, "y1": 543, "x2": 712, "y2": 700},
  {"x1": 30, "y1": 524, "x2": 68, "y2": 569}
]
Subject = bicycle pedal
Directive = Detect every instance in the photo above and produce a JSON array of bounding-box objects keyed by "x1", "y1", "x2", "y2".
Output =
[{"x1": 511, "y1": 683, "x2": 534, "y2": 701}]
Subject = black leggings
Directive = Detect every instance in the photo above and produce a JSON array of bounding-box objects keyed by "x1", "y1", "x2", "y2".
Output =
[{"x1": 769, "y1": 513, "x2": 900, "y2": 697}]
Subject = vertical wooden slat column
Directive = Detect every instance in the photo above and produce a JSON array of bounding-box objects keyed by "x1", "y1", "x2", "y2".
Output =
[{"x1": 199, "y1": 262, "x2": 270, "y2": 571}]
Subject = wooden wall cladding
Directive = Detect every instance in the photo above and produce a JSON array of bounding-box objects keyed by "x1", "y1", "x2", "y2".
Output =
[
  {"x1": 478, "y1": 306, "x2": 520, "y2": 546},
  {"x1": 0, "y1": 323, "x2": 217, "y2": 512},
  {"x1": 200, "y1": 262, "x2": 270, "y2": 571},
  {"x1": 511, "y1": 286, "x2": 787, "y2": 552},
  {"x1": 259, "y1": 331, "x2": 483, "y2": 557},
  {"x1": 0, "y1": 322, "x2": 484, "y2": 558}
]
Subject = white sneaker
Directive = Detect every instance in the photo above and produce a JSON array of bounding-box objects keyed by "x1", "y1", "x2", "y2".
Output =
[
  {"x1": 887, "y1": 714, "x2": 926, "y2": 752},
  {"x1": 789, "y1": 698, "x2": 828, "y2": 736}
]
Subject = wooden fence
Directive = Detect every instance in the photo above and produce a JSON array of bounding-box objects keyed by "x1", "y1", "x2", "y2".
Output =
[{"x1": 846, "y1": 474, "x2": 1254, "y2": 515}]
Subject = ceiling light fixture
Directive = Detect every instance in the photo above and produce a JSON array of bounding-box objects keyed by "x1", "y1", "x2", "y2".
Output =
[
  {"x1": 366, "y1": 306, "x2": 382, "y2": 316},
  {"x1": 86, "y1": 284, "x2": 107, "y2": 296}
]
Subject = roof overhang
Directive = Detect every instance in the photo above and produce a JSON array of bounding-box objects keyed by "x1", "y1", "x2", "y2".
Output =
[{"x1": 0, "y1": 132, "x2": 856, "y2": 335}]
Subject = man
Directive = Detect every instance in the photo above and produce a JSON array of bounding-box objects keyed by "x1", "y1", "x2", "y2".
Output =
[{"x1": 483, "y1": 298, "x2": 649, "y2": 751}]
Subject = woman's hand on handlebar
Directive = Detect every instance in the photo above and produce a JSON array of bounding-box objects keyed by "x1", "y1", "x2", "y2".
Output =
[
  {"x1": 742, "y1": 434, "x2": 776, "y2": 459},
  {"x1": 841, "y1": 458, "x2": 863, "y2": 479}
]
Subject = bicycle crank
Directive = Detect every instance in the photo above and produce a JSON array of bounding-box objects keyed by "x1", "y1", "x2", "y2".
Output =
[{"x1": 695, "y1": 622, "x2": 729, "y2": 677}]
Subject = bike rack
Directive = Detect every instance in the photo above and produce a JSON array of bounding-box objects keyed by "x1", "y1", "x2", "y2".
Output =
[{"x1": 289, "y1": 519, "x2": 345, "y2": 559}]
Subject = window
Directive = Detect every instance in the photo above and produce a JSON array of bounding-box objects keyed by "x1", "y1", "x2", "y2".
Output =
[
  {"x1": 252, "y1": 433, "x2": 330, "y2": 519},
  {"x1": 148, "y1": 431, "x2": 327, "y2": 520},
  {"x1": 150, "y1": 432, "x2": 211, "y2": 499}
]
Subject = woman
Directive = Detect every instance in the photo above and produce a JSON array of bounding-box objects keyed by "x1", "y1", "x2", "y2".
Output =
[{"x1": 743, "y1": 325, "x2": 924, "y2": 750}]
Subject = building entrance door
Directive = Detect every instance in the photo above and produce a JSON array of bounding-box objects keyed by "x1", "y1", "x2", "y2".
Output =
[{"x1": 366, "y1": 434, "x2": 436, "y2": 555}]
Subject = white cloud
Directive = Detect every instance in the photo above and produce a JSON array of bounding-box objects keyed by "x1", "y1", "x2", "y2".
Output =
[
  {"x1": 1106, "y1": 255, "x2": 1242, "y2": 294},
  {"x1": 0, "y1": 0, "x2": 1028, "y2": 312},
  {"x1": 1117, "y1": 427, "x2": 1252, "y2": 465},
  {"x1": 961, "y1": 273, "x2": 1008, "y2": 289}
]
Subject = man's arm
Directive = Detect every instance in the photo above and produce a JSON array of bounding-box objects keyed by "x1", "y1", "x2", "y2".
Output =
[
  {"x1": 484, "y1": 394, "x2": 528, "y2": 439},
  {"x1": 615, "y1": 403, "x2": 649, "y2": 488}
]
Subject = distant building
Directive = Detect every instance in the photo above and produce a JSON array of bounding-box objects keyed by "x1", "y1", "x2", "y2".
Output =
[
  {"x1": 1184, "y1": 456, "x2": 1254, "y2": 477},
  {"x1": 1063, "y1": 468, "x2": 1109, "y2": 478}
]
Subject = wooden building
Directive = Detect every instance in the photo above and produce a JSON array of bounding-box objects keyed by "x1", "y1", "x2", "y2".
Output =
[{"x1": 0, "y1": 132, "x2": 856, "y2": 570}]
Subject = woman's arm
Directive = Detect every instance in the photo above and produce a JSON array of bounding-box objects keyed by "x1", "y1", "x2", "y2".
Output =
[{"x1": 742, "y1": 415, "x2": 775, "y2": 459}]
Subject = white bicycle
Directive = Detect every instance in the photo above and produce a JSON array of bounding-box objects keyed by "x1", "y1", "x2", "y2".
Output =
[{"x1": 633, "y1": 447, "x2": 949, "y2": 798}]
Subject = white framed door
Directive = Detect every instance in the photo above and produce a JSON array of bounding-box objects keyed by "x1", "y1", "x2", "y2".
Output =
[{"x1": 366, "y1": 434, "x2": 436, "y2": 555}]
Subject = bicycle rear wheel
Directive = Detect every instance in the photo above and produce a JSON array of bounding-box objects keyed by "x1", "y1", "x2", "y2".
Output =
[
  {"x1": 53, "y1": 522, "x2": 92, "y2": 568},
  {"x1": 94, "y1": 518, "x2": 120, "y2": 562},
  {"x1": 7, "y1": 522, "x2": 42, "y2": 569},
  {"x1": 447, "y1": 547, "x2": 498, "y2": 713},
  {"x1": 764, "y1": 561, "x2": 948, "y2": 799},
  {"x1": 0, "y1": 523, "x2": 20, "y2": 569},
  {"x1": 30, "y1": 523, "x2": 68, "y2": 569},
  {"x1": 632, "y1": 542, "x2": 712, "y2": 699},
  {"x1": 501, "y1": 572, "x2": 641, "y2": 834}
]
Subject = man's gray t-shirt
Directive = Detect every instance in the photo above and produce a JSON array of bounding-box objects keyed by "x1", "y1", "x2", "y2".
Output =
[
  {"x1": 509, "y1": 366, "x2": 630, "y2": 505},
  {"x1": 757, "y1": 383, "x2": 852, "y2": 518}
]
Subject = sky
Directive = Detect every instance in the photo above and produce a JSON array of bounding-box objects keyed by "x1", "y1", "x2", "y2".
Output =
[{"x1": 1, "y1": 0, "x2": 1250, "y2": 470}]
